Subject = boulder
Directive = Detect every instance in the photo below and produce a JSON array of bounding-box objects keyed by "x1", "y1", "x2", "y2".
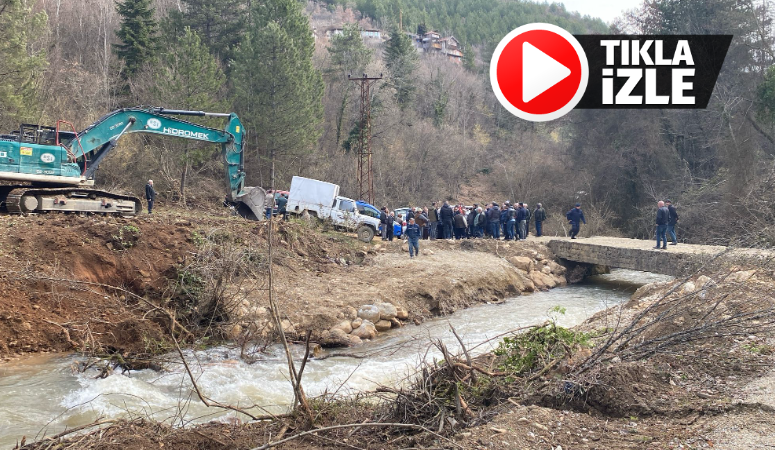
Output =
[
  {"x1": 509, "y1": 256, "x2": 534, "y2": 272},
  {"x1": 549, "y1": 261, "x2": 567, "y2": 276},
  {"x1": 343, "y1": 306, "x2": 358, "y2": 320},
  {"x1": 326, "y1": 328, "x2": 351, "y2": 346},
  {"x1": 540, "y1": 272, "x2": 557, "y2": 289},
  {"x1": 280, "y1": 319, "x2": 296, "y2": 335},
  {"x1": 390, "y1": 317, "x2": 402, "y2": 328},
  {"x1": 332, "y1": 320, "x2": 353, "y2": 334},
  {"x1": 680, "y1": 281, "x2": 696, "y2": 295},
  {"x1": 226, "y1": 324, "x2": 243, "y2": 340},
  {"x1": 357, "y1": 305, "x2": 381, "y2": 322},
  {"x1": 552, "y1": 274, "x2": 567, "y2": 287},
  {"x1": 351, "y1": 320, "x2": 377, "y2": 340},
  {"x1": 374, "y1": 319, "x2": 392, "y2": 332},
  {"x1": 351, "y1": 317, "x2": 363, "y2": 329},
  {"x1": 727, "y1": 270, "x2": 755, "y2": 283},
  {"x1": 349, "y1": 335, "x2": 363, "y2": 346},
  {"x1": 541, "y1": 265, "x2": 552, "y2": 275},
  {"x1": 395, "y1": 306, "x2": 409, "y2": 320},
  {"x1": 529, "y1": 270, "x2": 547, "y2": 290},
  {"x1": 376, "y1": 302, "x2": 397, "y2": 320}
]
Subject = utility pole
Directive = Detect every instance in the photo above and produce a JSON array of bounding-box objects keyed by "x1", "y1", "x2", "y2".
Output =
[{"x1": 348, "y1": 73, "x2": 381, "y2": 205}]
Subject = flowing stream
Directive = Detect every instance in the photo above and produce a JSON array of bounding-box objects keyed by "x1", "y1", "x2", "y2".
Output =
[{"x1": 0, "y1": 269, "x2": 670, "y2": 447}]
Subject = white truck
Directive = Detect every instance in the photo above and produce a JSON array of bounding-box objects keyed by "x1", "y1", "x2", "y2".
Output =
[{"x1": 286, "y1": 176, "x2": 379, "y2": 242}]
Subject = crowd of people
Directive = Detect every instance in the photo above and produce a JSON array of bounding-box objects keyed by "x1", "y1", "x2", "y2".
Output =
[{"x1": 376, "y1": 201, "x2": 596, "y2": 258}]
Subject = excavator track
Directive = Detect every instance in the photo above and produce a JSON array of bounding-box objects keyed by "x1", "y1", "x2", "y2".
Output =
[{"x1": 1, "y1": 186, "x2": 141, "y2": 216}]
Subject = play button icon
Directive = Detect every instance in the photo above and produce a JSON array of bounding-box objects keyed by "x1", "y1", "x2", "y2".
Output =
[
  {"x1": 522, "y1": 42, "x2": 572, "y2": 103},
  {"x1": 491, "y1": 23, "x2": 588, "y2": 122}
]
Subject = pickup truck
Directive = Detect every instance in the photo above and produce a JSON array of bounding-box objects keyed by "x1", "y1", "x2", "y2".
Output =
[{"x1": 286, "y1": 176, "x2": 380, "y2": 242}]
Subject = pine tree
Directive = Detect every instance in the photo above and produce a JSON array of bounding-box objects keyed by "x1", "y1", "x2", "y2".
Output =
[
  {"x1": 164, "y1": 0, "x2": 248, "y2": 66},
  {"x1": 114, "y1": 0, "x2": 159, "y2": 78},
  {"x1": 231, "y1": 0, "x2": 324, "y2": 179},
  {"x1": 0, "y1": 0, "x2": 47, "y2": 129},
  {"x1": 384, "y1": 26, "x2": 419, "y2": 108},
  {"x1": 154, "y1": 27, "x2": 227, "y2": 203},
  {"x1": 462, "y1": 42, "x2": 476, "y2": 72}
]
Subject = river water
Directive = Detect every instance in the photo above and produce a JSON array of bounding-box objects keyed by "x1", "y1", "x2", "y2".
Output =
[{"x1": 0, "y1": 269, "x2": 670, "y2": 447}]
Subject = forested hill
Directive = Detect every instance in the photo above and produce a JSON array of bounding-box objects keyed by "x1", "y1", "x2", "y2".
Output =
[{"x1": 327, "y1": 0, "x2": 609, "y2": 48}]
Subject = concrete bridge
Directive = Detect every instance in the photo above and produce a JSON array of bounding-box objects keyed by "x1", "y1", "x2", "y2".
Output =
[{"x1": 537, "y1": 236, "x2": 770, "y2": 277}]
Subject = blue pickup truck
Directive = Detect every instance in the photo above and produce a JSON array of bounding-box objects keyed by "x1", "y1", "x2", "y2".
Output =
[{"x1": 356, "y1": 200, "x2": 403, "y2": 238}]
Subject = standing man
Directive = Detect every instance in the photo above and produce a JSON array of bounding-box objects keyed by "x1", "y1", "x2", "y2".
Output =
[
  {"x1": 453, "y1": 209, "x2": 467, "y2": 240},
  {"x1": 427, "y1": 202, "x2": 439, "y2": 240},
  {"x1": 380, "y1": 207, "x2": 388, "y2": 241},
  {"x1": 524, "y1": 203, "x2": 531, "y2": 237},
  {"x1": 265, "y1": 191, "x2": 274, "y2": 219},
  {"x1": 566, "y1": 203, "x2": 586, "y2": 239},
  {"x1": 666, "y1": 199, "x2": 679, "y2": 245},
  {"x1": 533, "y1": 203, "x2": 546, "y2": 237},
  {"x1": 467, "y1": 204, "x2": 478, "y2": 238},
  {"x1": 277, "y1": 193, "x2": 288, "y2": 220},
  {"x1": 487, "y1": 202, "x2": 501, "y2": 239},
  {"x1": 416, "y1": 208, "x2": 429, "y2": 239},
  {"x1": 405, "y1": 218, "x2": 421, "y2": 258},
  {"x1": 387, "y1": 211, "x2": 395, "y2": 241},
  {"x1": 516, "y1": 203, "x2": 528, "y2": 240},
  {"x1": 655, "y1": 201, "x2": 669, "y2": 249},
  {"x1": 440, "y1": 201, "x2": 454, "y2": 240},
  {"x1": 474, "y1": 207, "x2": 485, "y2": 237},
  {"x1": 145, "y1": 179, "x2": 156, "y2": 214}
]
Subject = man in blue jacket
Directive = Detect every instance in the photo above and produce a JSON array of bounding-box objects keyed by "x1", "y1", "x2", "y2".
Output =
[
  {"x1": 655, "y1": 201, "x2": 669, "y2": 249},
  {"x1": 405, "y1": 218, "x2": 421, "y2": 258},
  {"x1": 566, "y1": 203, "x2": 586, "y2": 239},
  {"x1": 516, "y1": 203, "x2": 528, "y2": 240}
]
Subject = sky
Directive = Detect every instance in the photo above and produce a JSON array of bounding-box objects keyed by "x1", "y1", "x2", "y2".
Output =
[{"x1": 560, "y1": 0, "x2": 645, "y2": 24}]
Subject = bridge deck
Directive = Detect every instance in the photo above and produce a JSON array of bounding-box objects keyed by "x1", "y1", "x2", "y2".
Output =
[{"x1": 533, "y1": 236, "x2": 769, "y2": 276}]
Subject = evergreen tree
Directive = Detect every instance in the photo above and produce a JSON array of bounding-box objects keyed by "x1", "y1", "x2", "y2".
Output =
[
  {"x1": 231, "y1": 0, "x2": 324, "y2": 180},
  {"x1": 326, "y1": 23, "x2": 373, "y2": 146},
  {"x1": 164, "y1": 0, "x2": 248, "y2": 66},
  {"x1": 0, "y1": 0, "x2": 47, "y2": 129},
  {"x1": 154, "y1": 27, "x2": 227, "y2": 203},
  {"x1": 462, "y1": 42, "x2": 476, "y2": 72},
  {"x1": 384, "y1": 26, "x2": 419, "y2": 108},
  {"x1": 114, "y1": 0, "x2": 159, "y2": 78}
]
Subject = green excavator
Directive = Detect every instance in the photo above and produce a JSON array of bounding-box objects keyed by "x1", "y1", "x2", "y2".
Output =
[{"x1": 0, "y1": 107, "x2": 265, "y2": 219}]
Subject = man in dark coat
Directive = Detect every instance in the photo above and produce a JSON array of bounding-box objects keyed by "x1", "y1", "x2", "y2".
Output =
[
  {"x1": 524, "y1": 203, "x2": 532, "y2": 236},
  {"x1": 440, "y1": 201, "x2": 455, "y2": 240},
  {"x1": 566, "y1": 203, "x2": 586, "y2": 239},
  {"x1": 533, "y1": 203, "x2": 547, "y2": 237},
  {"x1": 276, "y1": 194, "x2": 288, "y2": 220},
  {"x1": 468, "y1": 204, "x2": 478, "y2": 238},
  {"x1": 145, "y1": 179, "x2": 156, "y2": 214},
  {"x1": 666, "y1": 199, "x2": 679, "y2": 245},
  {"x1": 428, "y1": 202, "x2": 439, "y2": 240},
  {"x1": 453, "y1": 210, "x2": 467, "y2": 240},
  {"x1": 380, "y1": 207, "x2": 388, "y2": 240},
  {"x1": 516, "y1": 203, "x2": 528, "y2": 240},
  {"x1": 487, "y1": 202, "x2": 501, "y2": 239},
  {"x1": 655, "y1": 201, "x2": 669, "y2": 249}
]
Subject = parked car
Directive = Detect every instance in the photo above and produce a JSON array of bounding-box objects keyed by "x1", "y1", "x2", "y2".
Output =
[{"x1": 286, "y1": 176, "x2": 379, "y2": 242}]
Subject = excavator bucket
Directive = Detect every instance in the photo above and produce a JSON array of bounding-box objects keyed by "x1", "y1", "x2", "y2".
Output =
[{"x1": 234, "y1": 186, "x2": 267, "y2": 221}]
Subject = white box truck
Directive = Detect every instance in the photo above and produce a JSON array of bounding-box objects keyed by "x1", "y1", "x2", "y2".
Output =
[{"x1": 286, "y1": 176, "x2": 379, "y2": 242}]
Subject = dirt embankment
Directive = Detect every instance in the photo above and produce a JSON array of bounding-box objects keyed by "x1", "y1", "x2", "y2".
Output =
[{"x1": 0, "y1": 210, "x2": 565, "y2": 360}]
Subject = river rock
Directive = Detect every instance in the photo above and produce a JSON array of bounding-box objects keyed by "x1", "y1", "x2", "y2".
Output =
[
  {"x1": 377, "y1": 302, "x2": 397, "y2": 320},
  {"x1": 540, "y1": 272, "x2": 557, "y2": 289},
  {"x1": 280, "y1": 319, "x2": 295, "y2": 335},
  {"x1": 509, "y1": 256, "x2": 534, "y2": 272},
  {"x1": 549, "y1": 261, "x2": 566, "y2": 275},
  {"x1": 349, "y1": 334, "x2": 363, "y2": 346},
  {"x1": 327, "y1": 328, "x2": 351, "y2": 346},
  {"x1": 541, "y1": 265, "x2": 552, "y2": 275},
  {"x1": 351, "y1": 317, "x2": 363, "y2": 329},
  {"x1": 351, "y1": 320, "x2": 377, "y2": 340},
  {"x1": 552, "y1": 274, "x2": 567, "y2": 287},
  {"x1": 343, "y1": 306, "x2": 358, "y2": 320},
  {"x1": 332, "y1": 320, "x2": 353, "y2": 334},
  {"x1": 728, "y1": 270, "x2": 756, "y2": 283},
  {"x1": 357, "y1": 305, "x2": 381, "y2": 322},
  {"x1": 529, "y1": 270, "x2": 547, "y2": 290},
  {"x1": 390, "y1": 317, "x2": 402, "y2": 328},
  {"x1": 395, "y1": 306, "x2": 409, "y2": 320},
  {"x1": 375, "y1": 319, "x2": 392, "y2": 332}
]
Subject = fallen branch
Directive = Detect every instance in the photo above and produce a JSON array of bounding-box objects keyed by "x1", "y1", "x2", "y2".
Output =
[{"x1": 250, "y1": 422, "x2": 464, "y2": 450}]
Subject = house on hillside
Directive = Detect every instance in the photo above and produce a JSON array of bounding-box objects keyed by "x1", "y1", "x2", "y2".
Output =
[{"x1": 409, "y1": 31, "x2": 464, "y2": 63}]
